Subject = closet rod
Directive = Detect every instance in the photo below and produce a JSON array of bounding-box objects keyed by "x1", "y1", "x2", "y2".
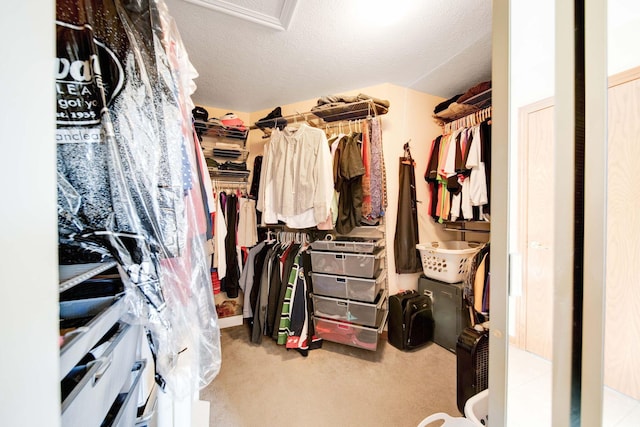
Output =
[
  {"x1": 250, "y1": 99, "x2": 384, "y2": 131},
  {"x1": 442, "y1": 227, "x2": 490, "y2": 234},
  {"x1": 443, "y1": 106, "x2": 492, "y2": 134}
]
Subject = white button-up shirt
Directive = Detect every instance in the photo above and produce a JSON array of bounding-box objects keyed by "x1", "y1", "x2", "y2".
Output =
[{"x1": 259, "y1": 124, "x2": 333, "y2": 228}]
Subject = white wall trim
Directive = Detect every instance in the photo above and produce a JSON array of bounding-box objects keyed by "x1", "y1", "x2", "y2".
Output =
[{"x1": 182, "y1": 0, "x2": 298, "y2": 31}]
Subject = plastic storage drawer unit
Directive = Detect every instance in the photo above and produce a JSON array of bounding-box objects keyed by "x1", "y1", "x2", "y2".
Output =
[
  {"x1": 311, "y1": 270, "x2": 386, "y2": 302},
  {"x1": 309, "y1": 248, "x2": 383, "y2": 278},
  {"x1": 312, "y1": 290, "x2": 387, "y2": 327},
  {"x1": 313, "y1": 314, "x2": 386, "y2": 351},
  {"x1": 310, "y1": 238, "x2": 385, "y2": 254}
]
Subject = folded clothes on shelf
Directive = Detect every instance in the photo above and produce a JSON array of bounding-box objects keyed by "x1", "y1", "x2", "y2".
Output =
[
  {"x1": 255, "y1": 106, "x2": 288, "y2": 130},
  {"x1": 314, "y1": 93, "x2": 390, "y2": 109},
  {"x1": 192, "y1": 106, "x2": 208, "y2": 121},
  {"x1": 433, "y1": 80, "x2": 492, "y2": 120},
  {"x1": 217, "y1": 161, "x2": 247, "y2": 171},
  {"x1": 457, "y1": 80, "x2": 491, "y2": 104},
  {"x1": 310, "y1": 93, "x2": 390, "y2": 121},
  {"x1": 212, "y1": 148, "x2": 242, "y2": 159},
  {"x1": 220, "y1": 112, "x2": 247, "y2": 131}
]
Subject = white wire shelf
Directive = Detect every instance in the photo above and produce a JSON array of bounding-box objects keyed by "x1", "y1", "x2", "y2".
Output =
[{"x1": 59, "y1": 260, "x2": 118, "y2": 293}]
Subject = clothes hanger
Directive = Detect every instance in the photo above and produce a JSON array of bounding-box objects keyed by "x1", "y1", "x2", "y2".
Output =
[{"x1": 402, "y1": 139, "x2": 414, "y2": 165}]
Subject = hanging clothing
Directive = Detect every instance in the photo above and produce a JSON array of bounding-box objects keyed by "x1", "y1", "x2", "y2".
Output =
[
  {"x1": 56, "y1": 0, "x2": 222, "y2": 394},
  {"x1": 451, "y1": 128, "x2": 474, "y2": 221},
  {"x1": 250, "y1": 155, "x2": 263, "y2": 199},
  {"x1": 361, "y1": 121, "x2": 372, "y2": 218},
  {"x1": 424, "y1": 118, "x2": 491, "y2": 223},
  {"x1": 369, "y1": 118, "x2": 386, "y2": 218},
  {"x1": 237, "y1": 243, "x2": 266, "y2": 317},
  {"x1": 335, "y1": 133, "x2": 365, "y2": 234},
  {"x1": 425, "y1": 135, "x2": 442, "y2": 220},
  {"x1": 221, "y1": 193, "x2": 240, "y2": 298},
  {"x1": 273, "y1": 243, "x2": 301, "y2": 342},
  {"x1": 248, "y1": 242, "x2": 274, "y2": 321},
  {"x1": 250, "y1": 155, "x2": 263, "y2": 224},
  {"x1": 284, "y1": 250, "x2": 322, "y2": 356},
  {"x1": 237, "y1": 197, "x2": 258, "y2": 248},
  {"x1": 191, "y1": 128, "x2": 215, "y2": 239},
  {"x1": 480, "y1": 119, "x2": 492, "y2": 216},
  {"x1": 465, "y1": 125, "x2": 488, "y2": 214},
  {"x1": 252, "y1": 243, "x2": 279, "y2": 344},
  {"x1": 394, "y1": 155, "x2": 422, "y2": 274},
  {"x1": 327, "y1": 133, "x2": 346, "y2": 227},
  {"x1": 213, "y1": 192, "x2": 227, "y2": 279},
  {"x1": 259, "y1": 124, "x2": 334, "y2": 228}
]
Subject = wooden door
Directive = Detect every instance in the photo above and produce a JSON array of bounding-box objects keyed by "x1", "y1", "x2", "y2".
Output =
[
  {"x1": 517, "y1": 100, "x2": 555, "y2": 361},
  {"x1": 516, "y1": 68, "x2": 640, "y2": 399},
  {"x1": 603, "y1": 70, "x2": 640, "y2": 400}
]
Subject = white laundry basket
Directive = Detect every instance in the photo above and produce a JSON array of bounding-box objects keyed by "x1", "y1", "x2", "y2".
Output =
[
  {"x1": 416, "y1": 241, "x2": 481, "y2": 284},
  {"x1": 464, "y1": 388, "x2": 489, "y2": 426},
  {"x1": 417, "y1": 412, "x2": 476, "y2": 427}
]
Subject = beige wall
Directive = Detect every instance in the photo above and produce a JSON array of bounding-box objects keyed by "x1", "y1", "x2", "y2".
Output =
[{"x1": 204, "y1": 83, "x2": 468, "y2": 295}]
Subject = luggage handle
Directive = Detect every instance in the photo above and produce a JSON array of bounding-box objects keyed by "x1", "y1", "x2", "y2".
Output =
[{"x1": 422, "y1": 289, "x2": 434, "y2": 301}]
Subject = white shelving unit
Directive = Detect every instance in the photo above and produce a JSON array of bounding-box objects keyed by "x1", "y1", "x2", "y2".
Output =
[{"x1": 59, "y1": 262, "x2": 156, "y2": 426}]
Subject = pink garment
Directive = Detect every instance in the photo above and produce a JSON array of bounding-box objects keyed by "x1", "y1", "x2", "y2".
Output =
[{"x1": 316, "y1": 212, "x2": 334, "y2": 230}]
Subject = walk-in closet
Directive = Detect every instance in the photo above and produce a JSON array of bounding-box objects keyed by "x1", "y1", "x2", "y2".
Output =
[{"x1": 3, "y1": 1, "x2": 640, "y2": 427}]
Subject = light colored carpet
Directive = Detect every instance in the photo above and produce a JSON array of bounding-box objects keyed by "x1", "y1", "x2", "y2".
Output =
[{"x1": 201, "y1": 324, "x2": 460, "y2": 427}]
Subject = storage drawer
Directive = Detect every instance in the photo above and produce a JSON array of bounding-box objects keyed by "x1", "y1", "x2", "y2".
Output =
[
  {"x1": 60, "y1": 296, "x2": 126, "y2": 380},
  {"x1": 310, "y1": 237, "x2": 384, "y2": 254},
  {"x1": 313, "y1": 311, "x2": 387, "y2": 351},
  {"x1": 61, "y1": 323, "x2": 140, "y2": 427},
  {"x1": 310, "y1": 248, "x2": 384, "y2": 278},
  {"x1": 136, "y1": 384, "x2": 159, "y2": 427},
  {"x1": 311, "y1": 270, "x2": 386, "y2": 302},
  {"x1": 102, "y1": 360, "x2": 146, "y2": 427},
  {"x1": 312, "y1": 290, "x2": 387, "y2": 327}
]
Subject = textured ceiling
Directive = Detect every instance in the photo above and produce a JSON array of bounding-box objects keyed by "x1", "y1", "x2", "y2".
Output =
[{"x1": 165, "y1": 0, "x2": 492, "y2": 112}]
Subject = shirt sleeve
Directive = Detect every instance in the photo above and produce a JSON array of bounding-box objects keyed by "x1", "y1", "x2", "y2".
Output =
[
  {"x1": 313, "y1": 130, "x2": 334, "y2": 225},
  {"x1": 443, "y1": 129, "x2": 461, "y2": 178},
  {"x1": 261, "y1": 139, "x2": 279, "y2": 224}
]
